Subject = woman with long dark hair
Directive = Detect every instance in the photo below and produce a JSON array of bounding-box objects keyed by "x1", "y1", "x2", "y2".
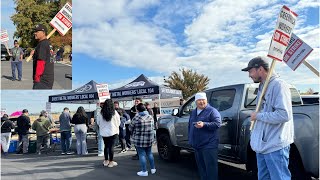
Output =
[
  {"x1": 96, "y1": 99, "x2": 120, "y2": 167},
  {"x1": 71, "y1": 106, "x2": 88, "y2": 155}
]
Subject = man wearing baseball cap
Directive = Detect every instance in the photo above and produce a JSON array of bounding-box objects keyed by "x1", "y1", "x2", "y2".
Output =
[
  {"x1": 188, "y1": 92, "x2": 221, "y2": 180},
  {"x1": 31, "y1": 24, "x2": 54, "y2": 89},
  {"x1": 242, "y1": 56, "x2": 294, "y2": 180}
]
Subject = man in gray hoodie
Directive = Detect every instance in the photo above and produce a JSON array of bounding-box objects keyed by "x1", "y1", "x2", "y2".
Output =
[
  {"x1": 59, "y1": 107, "x2": 73, "y2": 155},
  {"x1": 242, "y1": 56, "x2": 294, "y2": 180}
]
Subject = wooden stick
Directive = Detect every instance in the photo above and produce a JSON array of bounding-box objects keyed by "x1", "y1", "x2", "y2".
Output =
[
  {"x1": 250, "y1": 59, "x2": 277, "y2": 130},
  {"x1": 303, "y1": 60, "x2": 319, "y2": 77},
  {"x1": 26, "y1": 29, "x2": 57, "y2": 62}
]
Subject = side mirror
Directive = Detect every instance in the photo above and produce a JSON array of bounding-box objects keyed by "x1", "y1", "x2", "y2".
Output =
[{"x1": 172, "y1": 108, "x2": 179, "y2": 116}]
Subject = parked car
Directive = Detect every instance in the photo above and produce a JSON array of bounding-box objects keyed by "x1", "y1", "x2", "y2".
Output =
[
  {"x1": 301, "y1": 94, "x2": 319, "y2": 105},
  {"x1": 157, "y1": 83, "x2": 319, "y2": 180},
  {"x1": 1, "y1": 44, "x2": 11, "y2": 61}
]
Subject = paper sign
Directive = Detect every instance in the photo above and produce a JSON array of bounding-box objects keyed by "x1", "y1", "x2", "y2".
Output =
[
  {"x1": 96, "y1": 84, "x2": 111, "y2": 103},
  {"x1": 268, "y1": 5, "x2": 298, "y2": 61},
  {"x1": 46, "y1": 102, "x2": 51, "y2": 113},
  {"x1": 283, "y1": 33, "x2": 313, "y2": 70},
  {"x1": 49, "y1": 2, "x2": 72, "y2": 36},
  {"x1": 1, "y1": 30, "x2": 9, "y2": 42}
]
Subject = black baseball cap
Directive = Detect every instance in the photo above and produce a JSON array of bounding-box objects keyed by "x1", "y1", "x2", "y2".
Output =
[
  {"x1": 22, "y1": 109, "x2": 28, "y2": 113},
  {"x1": 241, "y1": 56, "x2": 269, "y2": 71},
  {"x1": 34, "y1": 24, "x2": 47, "y2": 34}
]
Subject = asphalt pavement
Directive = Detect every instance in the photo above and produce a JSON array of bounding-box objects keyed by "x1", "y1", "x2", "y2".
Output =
[
  {"x1": 1, "y1": 60, "x2": 72, "y2": 90},
  {"x1": 1, "y1": 137, "x2": 255, "y2": 180}
]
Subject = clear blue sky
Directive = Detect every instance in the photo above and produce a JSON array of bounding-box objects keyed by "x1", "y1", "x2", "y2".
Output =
[{"x1": 1, "y1": 0, "x2": 319, "y2": 114}]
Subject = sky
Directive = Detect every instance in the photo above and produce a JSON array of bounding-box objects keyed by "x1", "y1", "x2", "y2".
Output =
[{"x1": 1, "y1": 0, "x2": 319, "y2": 115}]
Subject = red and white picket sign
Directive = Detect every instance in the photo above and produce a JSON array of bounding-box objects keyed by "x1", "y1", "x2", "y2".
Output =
[
  {"x1": 96, "y1": 84, "x2": 111, "y2": 103},
  {"x1": 1, "y1": 30, "x2": 9, "y2": 43},
  {"x1": 49, "y1": 2, "x2": 72, "y2": 36},
  {"x1": 268, "y1": 6, "x2": 298, "y2": 61}
]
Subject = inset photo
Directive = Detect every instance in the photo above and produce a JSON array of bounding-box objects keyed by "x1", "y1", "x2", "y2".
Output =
[{"x1": 1, "y1": 0, "x2": 72, "y2": 90}]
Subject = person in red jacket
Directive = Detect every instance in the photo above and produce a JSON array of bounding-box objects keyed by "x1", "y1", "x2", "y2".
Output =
[{"x1": 31, "y1": 24, "x2": 54, "y2": 89}]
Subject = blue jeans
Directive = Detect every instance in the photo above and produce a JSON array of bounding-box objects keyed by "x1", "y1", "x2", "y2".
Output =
[
  {"x1": 74, "y1": 124, "x2": 87, "y2": 155},
  {"x1": 11, "y1": 61, "x2": 22, "y2": 80},
  {"x1": 256, "y1": 146, "x2": 291, "y2": 180},
  {"x1": 96, "y1": 128, "x2": 104, "y2": 154},
  {"x1": 136, "y1": 146, "x2": 155, "y2": 172},
  {"x1": 194, "y1": 148, "x2": 218, "y2": 180},
  {"x1": 60, "y1": 131, "x2": 72, "y2": 153}
]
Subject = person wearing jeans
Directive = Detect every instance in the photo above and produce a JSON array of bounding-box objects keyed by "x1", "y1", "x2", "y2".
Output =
[
  {"x1": 16, "y1": 109, "x2": 31, "y2": 154},
  {"x1": 188, "y1": 92, "x2": 221, "y2": 180},
  {"x1": 129, "y1": 103, "x2": 156, "y2": 177},
  {"x1": 59, "y1": 107, "x2": 73, "y2": 155},
  {"x1": 242, "y1": 57, "x2": 294, "y2": 180},
  {"x1": 97, "y1": 99, "x2": 120, "y2": 168},
  {"x1": 71, "y1": 106, "x2": 88, "y2": 155},
  {"x1": 32, "y1": 111, "x2": 52, "y2": 155},
  {"x1": 10, "y1": 40, "x2": 24, "y2": 81}
]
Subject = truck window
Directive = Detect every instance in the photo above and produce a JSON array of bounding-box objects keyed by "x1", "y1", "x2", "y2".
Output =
[
  {"x1": 209, "y1": 89, "x2": 236, "y2": 111},
  {"x1": 182, "y1": 98, "x2": 196, "y2": 116},
  {"x1": 245, "y1": 87, "x2": 302, "y2": 108}
]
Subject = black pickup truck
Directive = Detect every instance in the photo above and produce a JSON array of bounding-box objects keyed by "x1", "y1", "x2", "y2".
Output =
[{"x1": 156, "y1": 83, "x2": 319, "y2": 180}]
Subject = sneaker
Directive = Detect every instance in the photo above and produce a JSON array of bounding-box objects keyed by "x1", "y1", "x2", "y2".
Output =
[
  {"x1": 66, "y1": 152, "x2": 74, "y2": 155},
  {"x1": 3, "y1": 152, "x2": 8, "y2": 156},
  {"x1": 61, "y1": 152, "x2": 66, "y2": 155},
  {"x1": 137, "y1": 171, "x2": 148, "y2": 176},
  {"x1": 103, "y1": 160, "x2": 109, "y2": 166},
  {"x1": 131, "y1": 154, "x2": 139, "y2": 160},
  {"x1": 118, "y1": 149, "x2": 127, "y2": 154},
  {"x1": 107, "y1": 161, "x2": 118, "y2": 168},
  {"x1": 151, "y1": 169, "x2": 156, "y2": 174},
  {"x1": 98, "y1": 153, "x2": 104, "y2": 157}
]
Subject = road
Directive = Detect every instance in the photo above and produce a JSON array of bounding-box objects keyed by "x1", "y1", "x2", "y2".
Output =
[
  {"x1": 1, "y1": 60, "x2": 72, "y2": 90},
  {"x1": 1, "y1": 138, "x2": 255, "y2": 180}
]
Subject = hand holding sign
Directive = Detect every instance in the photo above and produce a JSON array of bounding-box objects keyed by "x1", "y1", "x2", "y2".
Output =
[
  {"x1": 250, "y1": 6, "x2": 297, "y2": 131},
  {"x1": 26, "y1": 2, "x2": 72, "y2": 62}
]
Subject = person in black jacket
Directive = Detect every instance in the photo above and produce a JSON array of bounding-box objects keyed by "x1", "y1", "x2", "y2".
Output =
[
  {"x1": 16, "y1": 109, "x2": 31, "y2": 154},
  {"x1": 71, "y1": 106, "x2": 88, "y2": 155},
  {"x1": 1, "y1": 114, "x2": 15, "y2": 155}
]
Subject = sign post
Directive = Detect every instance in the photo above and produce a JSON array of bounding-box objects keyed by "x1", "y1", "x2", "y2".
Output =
[
  {"x1": 283, "y1": 33, "x2": 318, "y2": 77},
  {"x1": 250, "y1": 6, "x2": 298, "y2": 130},
  {"x1": 26, "y1": 2, "x2": 72, "y2": 62}
]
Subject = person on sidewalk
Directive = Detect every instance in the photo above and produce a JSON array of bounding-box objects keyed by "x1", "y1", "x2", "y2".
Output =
[
  {"x1": 10, "y1": 40, "x2": 24, "y2": 81},
  {"x1": 93, "y1": 103, "x2": 104, "y2": 157},
  {"x1": 1, "y1": 114, "x2": 15, "y2": 155},
  {"x1": 32, "y1": 110, "x2": 52, "y2": 155},
  {"x1": 130, "y1": 98, "x2": 142, "y2": 160},
  {"x1": 114, "y1": 101, "x2": 130, "y2": 154},
  {"x1": 188, "y1": 92, "x2": 221, "y2": 180},
  {"x1": 59, "y1": 107, "x2": 73, "y2": 155},
  {"x1": 96, "y1": 99, "x2": 120, "y2": 168},
  {"x1": 32, "y1": 24, "x2": 54, "y2": 89},
  {"x1": 129, "y1": 103, "x2": 156, "y2": 176},
  {"x1": 16, "y1": 109, "x2": 31, "y2": 154},
  {"x1": 71, "y1": 106, "x2": 89, "y2": 155}
]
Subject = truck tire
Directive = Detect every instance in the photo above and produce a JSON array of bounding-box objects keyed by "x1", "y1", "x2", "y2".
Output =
[
  {"x1": 157, "y1": 133, "x2": 180, "y2": 161},
  {"x1": 289, "y1": 145, "x2": 312, "y2": 180}
]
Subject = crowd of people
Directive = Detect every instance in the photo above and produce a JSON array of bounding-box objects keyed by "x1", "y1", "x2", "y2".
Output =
[{"x1": 1, "y1": 98, "x2": 161, "y2": 176}]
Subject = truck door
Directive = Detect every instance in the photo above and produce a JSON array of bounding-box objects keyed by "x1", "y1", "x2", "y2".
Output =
[
  {"x1": 209, "y1": 89, "x2": 237, "y2": 157},
  {"x1": 175, "y1": 97, "x2": 196, "y2": 149}
]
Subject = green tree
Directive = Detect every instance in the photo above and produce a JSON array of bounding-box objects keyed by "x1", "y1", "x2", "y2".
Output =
[
  {"x1": 164, "y1": 68, "x2": 210, "y2": 99},
  {"x1": 10, "y1": 0, "x2": 72, "y2": 48}
]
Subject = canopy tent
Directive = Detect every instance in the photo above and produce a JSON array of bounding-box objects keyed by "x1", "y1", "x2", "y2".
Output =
[
  {"x1": 48, "y1": 80, "x2": 99, "y2": 104},
  {"x1": 109, "y1": 74, "x2": 182, "y2": 113},
  {"x1": 110, "y1": 74, "x2": 182, "y2": 99}
]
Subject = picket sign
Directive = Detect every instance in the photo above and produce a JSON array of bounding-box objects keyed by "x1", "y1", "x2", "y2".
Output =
[
  {"x1": 1, "y1": 30, "x2": 11, "y2": 56},
  {"x1": 26, "y1": 2, "x2": 72, "y2": 62},
  {"x1": 250, "y1": 5, "x2": 298, "y2": 131}
]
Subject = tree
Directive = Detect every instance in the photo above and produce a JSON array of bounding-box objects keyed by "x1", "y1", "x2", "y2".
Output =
[
  {"x1": 164, "y1": 68, "x2": 210, "y2": 99},
  {"x1": 306, "y1": 88, "x2": 315, "y2": 95},
  {"x1": 10, "y1": 0, "x2": 72, "y2": 48}
]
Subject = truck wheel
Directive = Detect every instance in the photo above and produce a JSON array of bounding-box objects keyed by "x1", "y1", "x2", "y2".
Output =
[
  {"x1": 157, "y1": 133, "x2": 180, "y2": 161},
  {"x1": 289, "y1": 145, "x2": 312, "y2": 180}
]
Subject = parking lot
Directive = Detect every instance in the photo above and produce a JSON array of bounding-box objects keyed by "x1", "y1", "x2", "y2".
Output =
[{"x1": 1, "y1": 137, "x2": 256, "y2": 180}]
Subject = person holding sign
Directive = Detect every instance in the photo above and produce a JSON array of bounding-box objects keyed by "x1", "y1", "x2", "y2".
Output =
[
  {"x1": 10, "y1": 40, "x2": 24, "y2": 81},
  {"x1": 242, "y1": 56, "x2": 294, "y2": 180},
  {"x1": 31, "y1": 24, "x2": 54, "y2": 89}
]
